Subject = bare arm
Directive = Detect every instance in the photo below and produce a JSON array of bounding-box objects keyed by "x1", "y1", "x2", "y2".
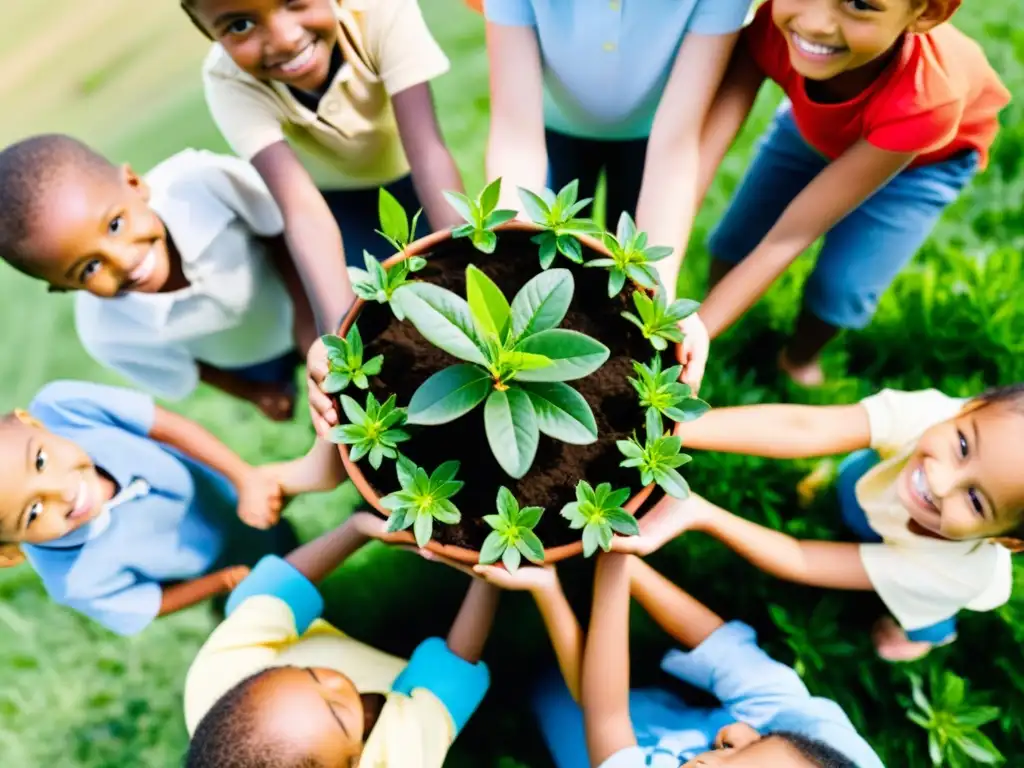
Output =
[
  {"x1": 264, "y1": 234, "x2": 318, "y2": 353},
  {"x1": 699, "y1": 141, "x2": 916, "y2": 339},
  {"x1": 628, "y1": 557, "x2": 724, "y2": 650},
  {"x1": 484, "y1": 22, "x2": 547, "y2": 209},
  {"x1": 446, "y1": 579, "x2": 501, "y2": 663},
  {"x1": 583, "y1": 553, "x2": 637, "y2": 766},
  {"x1": 393, "y1": 82, "x2": 465, "y2": 230},
  {"x1": 637, "y1": 31, "x2": 740, "y2": 298},
  {"x1": 251, "y1": 142, "x2": 355, "y2": 334},
  {"x1": 676, "y1": 402, "x2": 871, "y2": 458},
  {"x1": 157, "y1": 567, "x2": 246, "y2": 616},
  {"x1": 149, "y1": 405, "x2": 250, "y2": 487},
  {"x1": 534, "y1": 575, "x2": 584, "y2": 700}
]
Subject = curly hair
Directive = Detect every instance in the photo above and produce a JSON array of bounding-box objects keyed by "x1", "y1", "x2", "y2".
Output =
[{"x1": 772, "y1": 731, "x2": 858, "y2": 768}]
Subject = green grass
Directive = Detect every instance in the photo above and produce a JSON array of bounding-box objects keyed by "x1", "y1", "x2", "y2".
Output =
[{"x1": 0, "y1": 2, "x2": 1022, "y2": 766}]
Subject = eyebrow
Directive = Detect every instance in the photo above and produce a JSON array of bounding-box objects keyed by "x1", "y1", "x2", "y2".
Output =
[
  {"x1": 307, "y1": 669, "x2": 350, "y2": 737},
  {"x1": 212, "y1": 10, "x2": 252, "y2": 28}
]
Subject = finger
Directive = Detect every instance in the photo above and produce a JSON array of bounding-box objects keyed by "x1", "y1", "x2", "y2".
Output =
[
  {"x1": 307, "y1": 351, "x2": 329, "y2": 383},
  {"x1": 307, "y1": 380, "x2": 338, "y2": 425}
]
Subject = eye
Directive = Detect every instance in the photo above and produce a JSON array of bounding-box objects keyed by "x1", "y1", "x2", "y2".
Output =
[
  {"x1": 79, "y1": 259, "x2": 102, "y2": 284},
  {"x1": 108, "y1": 215, "x2": 124, "y2": 236},
  {"x1": 34, "y1": 448, "x2": 47, "y2": 472},
  {"x1": 967, "y1": 488, "x2": 984, "y2": 518},
  {"x1": 846, "y1": 0, "x2": 879, "y2": 10},
  {"x1": 226, "y1": 19, "x2": 255, "y2": 34},
  {"x1": 957, "y1": 430, "x2": 969, "y2": 458},
  {"x1": 26, "y1": 501, "x2": 42, "y2": 528}
]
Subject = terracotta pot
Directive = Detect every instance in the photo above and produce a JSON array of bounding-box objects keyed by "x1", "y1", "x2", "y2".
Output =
[{"x1": 337, "y1": 221, "x2": 669, "y2": 564}]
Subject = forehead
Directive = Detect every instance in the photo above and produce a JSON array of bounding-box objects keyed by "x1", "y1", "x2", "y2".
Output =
[
  {"x1": 190, "y1": 0, "x2": 289, "y2": 19},
  {"x1": 0, "y1": 423, "x2": 40, "y2": 505},
  {"x1": 27, "y1": 170, "x2": 123, "y2": 262},
  {"x1": 970, "y1": 406, "x2": 1024, "y2": 508},
  {"x1": 730, "y1": 738, "x2": 810, "y2": 766}
]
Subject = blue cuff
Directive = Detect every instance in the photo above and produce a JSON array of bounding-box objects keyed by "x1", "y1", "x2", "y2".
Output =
[
  {"x1": 225, "y1": 555, "x2": 324, "y2": 634},
  {"x1": 392, "y1": 637, "x2": 491, "y2": 734}
]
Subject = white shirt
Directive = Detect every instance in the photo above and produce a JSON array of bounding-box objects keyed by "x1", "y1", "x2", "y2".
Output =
[
  {"x1": 76, "y1": 150, "x2": 295, "y2": 400},
  {"x1": 856, "y1": 389, "x2": 1013, "y2": 631}
]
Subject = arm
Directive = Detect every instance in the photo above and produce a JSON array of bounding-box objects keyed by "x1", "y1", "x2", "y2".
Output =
[
  {"x1": 251, "y1": 142, "x2": 355, "y2": 334},
  {"x1": 392, "y1": 83, "x2": 466, "y2": 230},
  {"x1": 582, "y1": 553, "x2": 637, "y2": 766},
  {"x1": 158, "y1": 566, "x2": 248, "y2": 617},
  {"x1": 637, "y1": 31, "x2": 740, "y2": 298},
  {"x1": 676, "y1": 402, "x2": 871, "y2": 458},
  {"x1": 484, "y1": 22, "x2": 547, "y2": 209},
  {"x1": 628, "y1": 557, "x2": 724, "y2": 650},
  {"x1": 149, "y1": 405, "x2": 250, "y2": 487},
  {"x1": 699, "y1": 141, "x2": 916, "y2": 339},
  {"x1": 532, "y1": 576, "x2": 584, "y2": 701},
  {"x1": 445, "y1": 579, "x2": 501, "y2": 663},
  {"x1": 283, "y1": 511, "x2": 383, "y2": 585},
  {"x1": 264, "y1": 234, "x2": 318, "y2": 353}
]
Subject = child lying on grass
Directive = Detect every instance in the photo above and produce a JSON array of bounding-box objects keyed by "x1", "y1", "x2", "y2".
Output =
[
  {"x1": 0, "y1": 381, "x2": 292, "y2": 636},
  {"x1": 617, "y1": 384, "x2": 1024, "y2": 662},
  {"x1": 471, "y1": 556, "x2": 880, "y2": 766},
  {"x1": 185, "y1": 511, "x2": 496, "y2": 768}
]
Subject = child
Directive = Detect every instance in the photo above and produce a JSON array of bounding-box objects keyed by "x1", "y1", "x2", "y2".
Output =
[
  {"x1": 185, "y1": 511, "x2": 497, "y2": 768},
  {"x1": 619, "y1": 384, "x2": 1024, "y2": 661},
  {"x1": 0, "y1": 380, "x2": 290, "y2": 636},
  {"x1": 687, "y1": 0, "x2": 1010, "y2": 387},
  {"x1": 183, "y1": 0, "x2": 466, "y2": 338},
  {"x1": 0, "y1": 135, "x2": 316, "y2": 422},
  {"x1": 474, "y1": 556, "x2": 881, "y2": 766}
]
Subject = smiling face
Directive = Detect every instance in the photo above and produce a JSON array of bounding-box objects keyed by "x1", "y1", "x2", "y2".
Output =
[
  {"x1": 771, "y1": 0, "x2": 939, "y2": 82},
  {"x1": 682, "y1": 725, "x2": 816, "y2": 767},
  {"x1": 189, "y1": 0, "x2": 338, "y2": 93},
  {"x1": 20, "y1": 163, "x2": 171, "y2": 297},
  {"x1": 897, "y1": 401, "x2": 1024, "y2": 541}
]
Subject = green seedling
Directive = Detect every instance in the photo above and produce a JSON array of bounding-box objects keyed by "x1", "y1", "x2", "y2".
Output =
[
  {"x1": 628, "y1": 356, "x2": 709, "y2": 424},
  {"x1": 445, "y1": 178, "x2": 518, "y2": 254},
  {"x1": 479, "y1": 486, "x2": 545, "y2": 573},
  {"x1": 376, "y1": 187, "x2": 424, "y2": 253},
  {"x1": 617, "y1": 410, "x2": 692, "y2": 499},
  {"x1": 349, "y1": 250, "x2": 427, "y2": 320},
  {"x1": 621, "y1": 289, "x2": 700, "y2": 351},
  {"x1": 321, "y1": 325, "x2": 383, "y2": 394},
  {"x1": 382, "y1": 457, "x2": 463, "y2": 548},
  {"x1": 328, "y1": 392, "x2": 409, "y2": 469},
  {"x1": 906, "y1": 670, "x2": 1003, "y2": 767},
  {"x1": 560, "y1": 480, "x2": 639, "y2": 557},
  {"x1": 589, "y1": 212, "x2": 673, "y2": 296},
  {"x1": 518, "y1": 180, "x2": 600, "y2": 269},
  {"x1": 393, "y1": 266, "x2": 608, "y2": 479}
]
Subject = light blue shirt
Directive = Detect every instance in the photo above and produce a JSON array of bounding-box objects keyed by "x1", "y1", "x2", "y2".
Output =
[
  {"x1": 23, "y1": 381, "x2": 251, "y2": 636},
  {"x1": 484, "y1": 0, "x2": 753, "y2": 139}
]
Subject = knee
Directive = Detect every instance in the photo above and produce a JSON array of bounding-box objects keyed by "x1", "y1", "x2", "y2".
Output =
[{"x1": 803, "y1": 267, "x2": 880, "y2": 330}]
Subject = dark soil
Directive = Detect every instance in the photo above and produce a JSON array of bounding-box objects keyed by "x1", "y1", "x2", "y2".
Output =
[{"x1": 351, "y1": 231, "x2": 663, "y2": 551}]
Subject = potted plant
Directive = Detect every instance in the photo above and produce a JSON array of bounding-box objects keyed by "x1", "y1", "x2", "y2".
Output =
[{"x1": 326, "y1": 181, "x2": 709, "y2": 569}]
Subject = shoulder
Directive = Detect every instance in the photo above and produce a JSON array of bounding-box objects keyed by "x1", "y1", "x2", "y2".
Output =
[
  {"x1": 29, "y1": 380, "x2": 108, "y2": 423},
  {"x1": 860, "y1": 388, "x2": 964, "y2": 451},
  {"x1": 202, "y1": 43, "x2": 251, "y2": 83}
]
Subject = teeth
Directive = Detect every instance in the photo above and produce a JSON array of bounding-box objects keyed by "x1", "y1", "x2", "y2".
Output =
[
  {"x1": 130, "y1": 248, "x2": 156, "y2": 284},
  {"x1": 280, "y1": 44, "x2": 314, "y2": 73},
  {"x1": 793, "y1": 33, "x2": 842, "y2": 56},
  {"x1": 912, "y1": 468, "x2": 934, "y2": 506}
]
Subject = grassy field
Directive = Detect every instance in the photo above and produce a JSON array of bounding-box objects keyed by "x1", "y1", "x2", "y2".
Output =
[{"x1": 0, "y1": 2, "x2": 1022, "y2": 766}]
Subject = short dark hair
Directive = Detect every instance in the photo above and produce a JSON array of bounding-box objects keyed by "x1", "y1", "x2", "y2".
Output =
[
  {"x1": 186, "y1": 671, "x2": 325, "y2": 768},
  {"x1": 772, "y1": 731, "x2": 858, "y2": 768},
  {"x1": 975, "y1": 382, "x2": 1024, "y2": 416},
  {"x1": 0, "y1": 134, "x2": 115, "y2": 270}
]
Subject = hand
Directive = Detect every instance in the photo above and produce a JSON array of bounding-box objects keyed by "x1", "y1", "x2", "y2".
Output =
[
  {"x1": 221, "y1": 565, "x2": 251, "y2": 591},
  {"x1": 472, "y1": 563, "x2": 558, "y2": 593},
  {"x1": 253, "y1": 384, "x2": 295, "y2": 422},
  {"x1": 306, "y1": 337, "x2": 338, "y2": 438},
  {"x1": 236, "y1": 467, "x2": 284, "y2": 530},
  {"x1": 610, "y1": 493, "x2": 704, "y2": 556},
  {"x1": 350, "y1": 511, "x2": 420, "y2": 546},
  {"x1": 676, "y1": 312, "x2": 710, "y2": 393}
]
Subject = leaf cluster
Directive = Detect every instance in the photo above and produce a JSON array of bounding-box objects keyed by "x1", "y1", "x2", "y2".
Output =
[
  {"x1": 328, "y1": 392, "x2": 409, "y2": 469},
  {"x1": 589, "y1": 212, "x2": 673, "y2": 296},
  {"x1": 479, "y1": 487, "x2": 545, "y2": 572},
  {"x1": 446, "y1": 178, "x2": 518, "y2": 254},
  {"x1": 622, "y1": 289, "x2": 700, "y2": 351},
  {"x1": 382, "y1": 457, "x2": 463, "y2": 548},
  {"x1": 560, "y1": 481, "x2": 639, "y2": 557},
  {"x1": 628, "y1": 356, "x2": 709, "y2": 424},
  {"x1": 518, "y1": 181, "x2": 600, "y2": 268},
  {"x1": 617, "y1": 410, "x2": 692, "y2": 498},
  {"x1": 321, "y1": 326, "x2": 383, "y2": 394}
]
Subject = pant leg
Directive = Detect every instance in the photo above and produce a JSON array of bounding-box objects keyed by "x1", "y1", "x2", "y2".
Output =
[
  {"x1": 532, "y1": 671, "x2": 591, "y2": 768},
  {"x1": 836, "y1": 450, "x2": 884, "y2": 543},
  {"x1": 546, "y1": 129, "x2": 605, "y2": 204},
  {"x1": 222, "y1": 351, "x2": 302, "y2": 388},
  {"x1": 802, "y1": 150, "x2": 980, "y2": 330},
  {"x1": 603, "y1": 135, "x2": 650, "y2": 225}
]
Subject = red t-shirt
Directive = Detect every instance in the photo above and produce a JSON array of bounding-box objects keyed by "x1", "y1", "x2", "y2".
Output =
[{"x1": 743, "y1": 0, "x2": 1010, "y2": 169}]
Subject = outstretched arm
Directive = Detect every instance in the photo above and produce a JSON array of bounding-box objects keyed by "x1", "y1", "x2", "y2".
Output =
[
  {"x1": 628, "y1": 557, "x2": 724, "y2": 650},
  {"x1": 446, "y1": 579, "x2": 501, "y2": 663},
  {"x1": 149, "y1": 405, "x2": 250, "y2": 487},
  {"x1": 158, "y1": 566, "x2": 249, "y2": 617}
]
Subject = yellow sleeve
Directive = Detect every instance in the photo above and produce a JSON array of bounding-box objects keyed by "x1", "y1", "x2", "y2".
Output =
[
  {"x1": 202, "y1": 48, "x2": 287, "y2": 161},
  {"x1": 860, "y1": 388, "x2": 965, "y2": 458},
  {"x1": 183, "y1": 595, "x2": 300, "y2": 734},
  {"x1": 366, "y1": 0, "x2": 451, "y2": 96},
  {"x1": 359, "y1": 690, "x2": 455, "y2": 768}
]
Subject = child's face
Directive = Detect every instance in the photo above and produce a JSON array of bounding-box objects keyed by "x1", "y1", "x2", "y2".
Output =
[
  {"x1": 0, "y1": 416, "x2": 109, "y2": 546},
  {"x1": 772, "y1": 0, "x2": 931, "y2": 82},
  {"x1": 247, "y1": 666, "x2": 368, "y2": 767},
  {"x1": 898, "y1": 402, "x2": 1024, "y2": 541},
  {"x1": 189, "y1": 0, "x2": 338, "y2": 92},
  {"x1": 682, "y1": 724, "x2": 815, "y2": 766},
  {"x1": 25, "y1": 164, "x2": 171, "y2": 297}
]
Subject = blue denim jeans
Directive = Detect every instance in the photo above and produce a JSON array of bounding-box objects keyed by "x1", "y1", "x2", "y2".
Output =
[
  {"x1": 709, "y1": 102, "x2": 979, "y2": 330},
  {"x1": 224, "y1": 350, "x2": 302, "y2": 391},
  {"x1": 837, "y1": 450, "x2": 958, "y2": 644}
]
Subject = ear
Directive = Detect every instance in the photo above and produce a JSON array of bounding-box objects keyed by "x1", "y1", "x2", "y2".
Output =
[
  {"x1": 11, "y1": 408, "x2": 43, "y2": 430},
  {"x1": 990, "y1": 537, "x2": 1024, "y2": 554},
  {"x1": 120, "y1": 163, "x2": 151, "y2": 202},
  {"x1": 0, "y1": 543, "x2": 25, "y2": 568},
  {"x1": 908, "y1": 0, "x2": 956, "y2": 34}
]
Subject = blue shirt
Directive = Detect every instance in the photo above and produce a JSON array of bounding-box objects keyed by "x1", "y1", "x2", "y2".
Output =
[
  {"x1": 23, "y1": 381, "x2": 250, "y2": 636},
  {"x1": 484, "y1": 0, "x2": 753, "y2": 139}
]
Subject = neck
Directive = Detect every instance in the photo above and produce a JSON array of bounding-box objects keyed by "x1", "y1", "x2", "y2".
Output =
[
  {"x1": 159, "y1": 225, "x2": 190, "y2": 293},
  {"x1": 360, "y1": 692, "x2": 386, "y2": 735}
]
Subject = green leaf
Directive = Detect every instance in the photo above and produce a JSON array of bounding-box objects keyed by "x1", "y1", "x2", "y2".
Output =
[
  {"x1": 484, "y1": 388, "x2": 539, "y2": 479},
  {"x1": 392, "y1": 283, "x2": 487, "y2": 365},
  {"x1": 407, "y1": 364, "x2": 492, "y2": 426},
  {"x1": 431, "y1": 460, "x2": 461, "y2": 487},
  {"x1": 625, "y1": 264, "x2": 657, "y2": 290},
  {"x1": 340, "y1": 394, "x2": 367, "y2": 425},
  {"x1": 363, "y1": 355, "x2": 384, "y2": 376},
  {"x1": 484, "y1": 209, "x2": 518, "y2": 229},
  {"x1": 451, "y1": 223, "x2": 474, "y2": 239},
  {"x1": 654, "y1": 467, "x2": 690, "y2": 499},
  {"x1": 515, "y1": 329, "x2": 610, "y2": 381},
  {"x1": 396, "y1": 455, "x2": 417, "y2": 489},
  {"x1": 497, "y1": 486, "x2": 518, "y2": 520},
  {"x1": 617, "y1": 439, "x2": 644, "y2": 459},
  {"x1": 413, "y1": 512, "x2": 434, "y2": 548},
  {"x1": 432, "y1": 500, "x2": 462, "y2": 524},
  {"x1": 502, "y1": 351, "x2": 552, "y2": 371},
  {"x1": 502, "y1": 544, "x2": 523, "y2": 572},
  {"x1": 480, "y1": 178, "x2": 502, "y2": 214},
  {"x1": 517, "y1": 529, "x2": 546, "y2": 563},
  {"x1": 582, "y1": 523, "x2": 602, "y2": 558},
  {"x1": 597, "y1": 523, "x2": 613, "y2": 551},
  {"x1": 664, "y1": 398, "x2": 711, "y2": 423},
  {"x1": 608, "y1": 269, "x2": 627, "y2": 297},
  {"x1": 519, "y1": 381, "x2": 598, "y2": 444},
  {"x1": 605, "y1": 509, "x2": 640, "y2": 536},
  {"x1": 322, "y1": 371, "x2": 350, "y2": 394},
  {"x1": 518, "y1": 188, "x2": 551, "y2": 223},
  {"x1": 386, "y1": 507, "x2": 410, "y2": 532},
  {"x1": 536, "y1": 234, "x2": 558, "y2": 269},
  {"x1": 479, "y1": 530, "x2": 507, "y2": 565},
  {"x1": 443, "y1": 190, "x2": 473, "y2": 223},
  {"x1": 615, "y1": 212, "x2": 636, "y2": 244},
  {"x1": 378, "y1": 187, "x2": 409, "y2": 247},
  {"x1": 471, "y1": 229, "x2": 498, "y2": 254},
  {"x1": 556, "y1": 234, "x2": 583, "y2": 263},
  {"x1": 322, "y1": 334, "x2": 346, "y2": 353},
  {"x1": 510, "y1": 268, "x2": 574, "y2": 340},
  {"x1": 408, "y1": 255, "x2": 427, "y2": 271},
  {"x1": 517, "y1": 505, "x2": 544, "y2": 529},
  {"x1": 465, "y1": 264, "x2": 511, "y2": 338},
  {"x1": 645, "y1": 245, "x2": 674, "y2": 262}
]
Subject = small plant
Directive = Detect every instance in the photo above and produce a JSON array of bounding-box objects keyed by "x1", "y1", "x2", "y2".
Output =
[
  {"x1": 617, "y1": 410, "x2": 692, "y2": 498},
  {"x1": 445, "y1": 178, "x2": 518, "y2": 254},
  {"x1": 621, "y1": 289, "x2": 700, "y2": 351},
  {"x1": 376, "y1": 187, "x2": 423, "y2": 253},
  {"x1": 349, "y1": 250, "x2": 427, "y2": 320},
  {"x1": 518, "y1": 181, "x2": 600, "y2": 269},
  {"x1": 479, "y1": 486, "x2": 545, "y2": 572},
  {"x1": 321, "y1": 325, "x2": 383, "y2": 394},
  {"x1": 394, "y1": 266, "x2": 608, "y2": 479},
  {"x1": 906, "y1": 670, "x2": 1003, "y2": 767},
  {"x1": 628, "y1": 356, "x2": 709, "y2": 424},
  {"x1": 382, "y1": 456, "x2": 463, "y2": 547},
  {"x1": 588, "y1": 212, "x2": 673, "y2": 296},
  {"x1": 560, "y1": 481, "x2": 639, "y2": 557},
  {"x1": 329, "y1": 392, "x2": 410, "y2": 469}
]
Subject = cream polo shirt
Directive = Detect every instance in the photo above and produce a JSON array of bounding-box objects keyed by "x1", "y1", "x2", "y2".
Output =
[
  {"x1": 202, "y1": 0, "x2": 450, "y2": 190},
  {"x1": 75, "y1": 150, "x2": 295, "y2": 401},
  {"x1": 855, "y1": 388, "x2": 1013, "y2": 631}
]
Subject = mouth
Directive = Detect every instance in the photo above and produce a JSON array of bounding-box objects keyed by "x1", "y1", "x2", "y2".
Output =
[
  {"x1": 790, "y1": 31, "x2": 847, "y2": 60},
  {"x1": 271, "y1": 40, "x2": 318, "y2": 77},
  {"x1": 66, "y1": 478, "x2": 93, "y2": 522},
  {"x1": 126, "y1": 246, "x2": 158, "y2": 287}
]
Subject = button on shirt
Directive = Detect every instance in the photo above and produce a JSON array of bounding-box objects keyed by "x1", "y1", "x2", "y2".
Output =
[
  {"x1": 22, "y1": 381, "x2": 246, "y2": 636},
  {"x1": 75, "y1": 149, "x2": 295, "y2": 401},
  {"x1": 484, "y1": 0, "x2": 753, "y2": 139}
]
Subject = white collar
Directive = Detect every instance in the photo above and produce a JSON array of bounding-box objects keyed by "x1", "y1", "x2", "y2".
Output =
[{"x1": 36, "y1": 478, "x2": 151, "y2": 550}]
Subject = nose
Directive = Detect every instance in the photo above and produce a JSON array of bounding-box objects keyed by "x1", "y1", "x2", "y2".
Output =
[
  {"x1": 797, "y1": 0, "x2": 838, "y2": 37},
  {"x1": 924, "y1": 456, "x2": 958, "y2": 499},
  {"x1": 264, "y1": 11, "x2": 305, "y2": 57}
]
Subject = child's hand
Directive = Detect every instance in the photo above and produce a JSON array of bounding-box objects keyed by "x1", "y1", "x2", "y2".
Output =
[
  {"x1": 472, "y1": 563, "x2": 558, "y2": 593},
  {"x1": 221, "y1": 565, "x2": 251, "y2": 591},
  {"x1": 611, "y1": 493, "x2": 705, "y2": 555},
  {"x1": 676, "y1": 313, "x2": 710, "y2": 393},
  {"x1": 237, "y1": 467, "x2": 284, "y2": 529},
  {"x1": 306, "y1": 337, "x2": 339, "y2": 437}
]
